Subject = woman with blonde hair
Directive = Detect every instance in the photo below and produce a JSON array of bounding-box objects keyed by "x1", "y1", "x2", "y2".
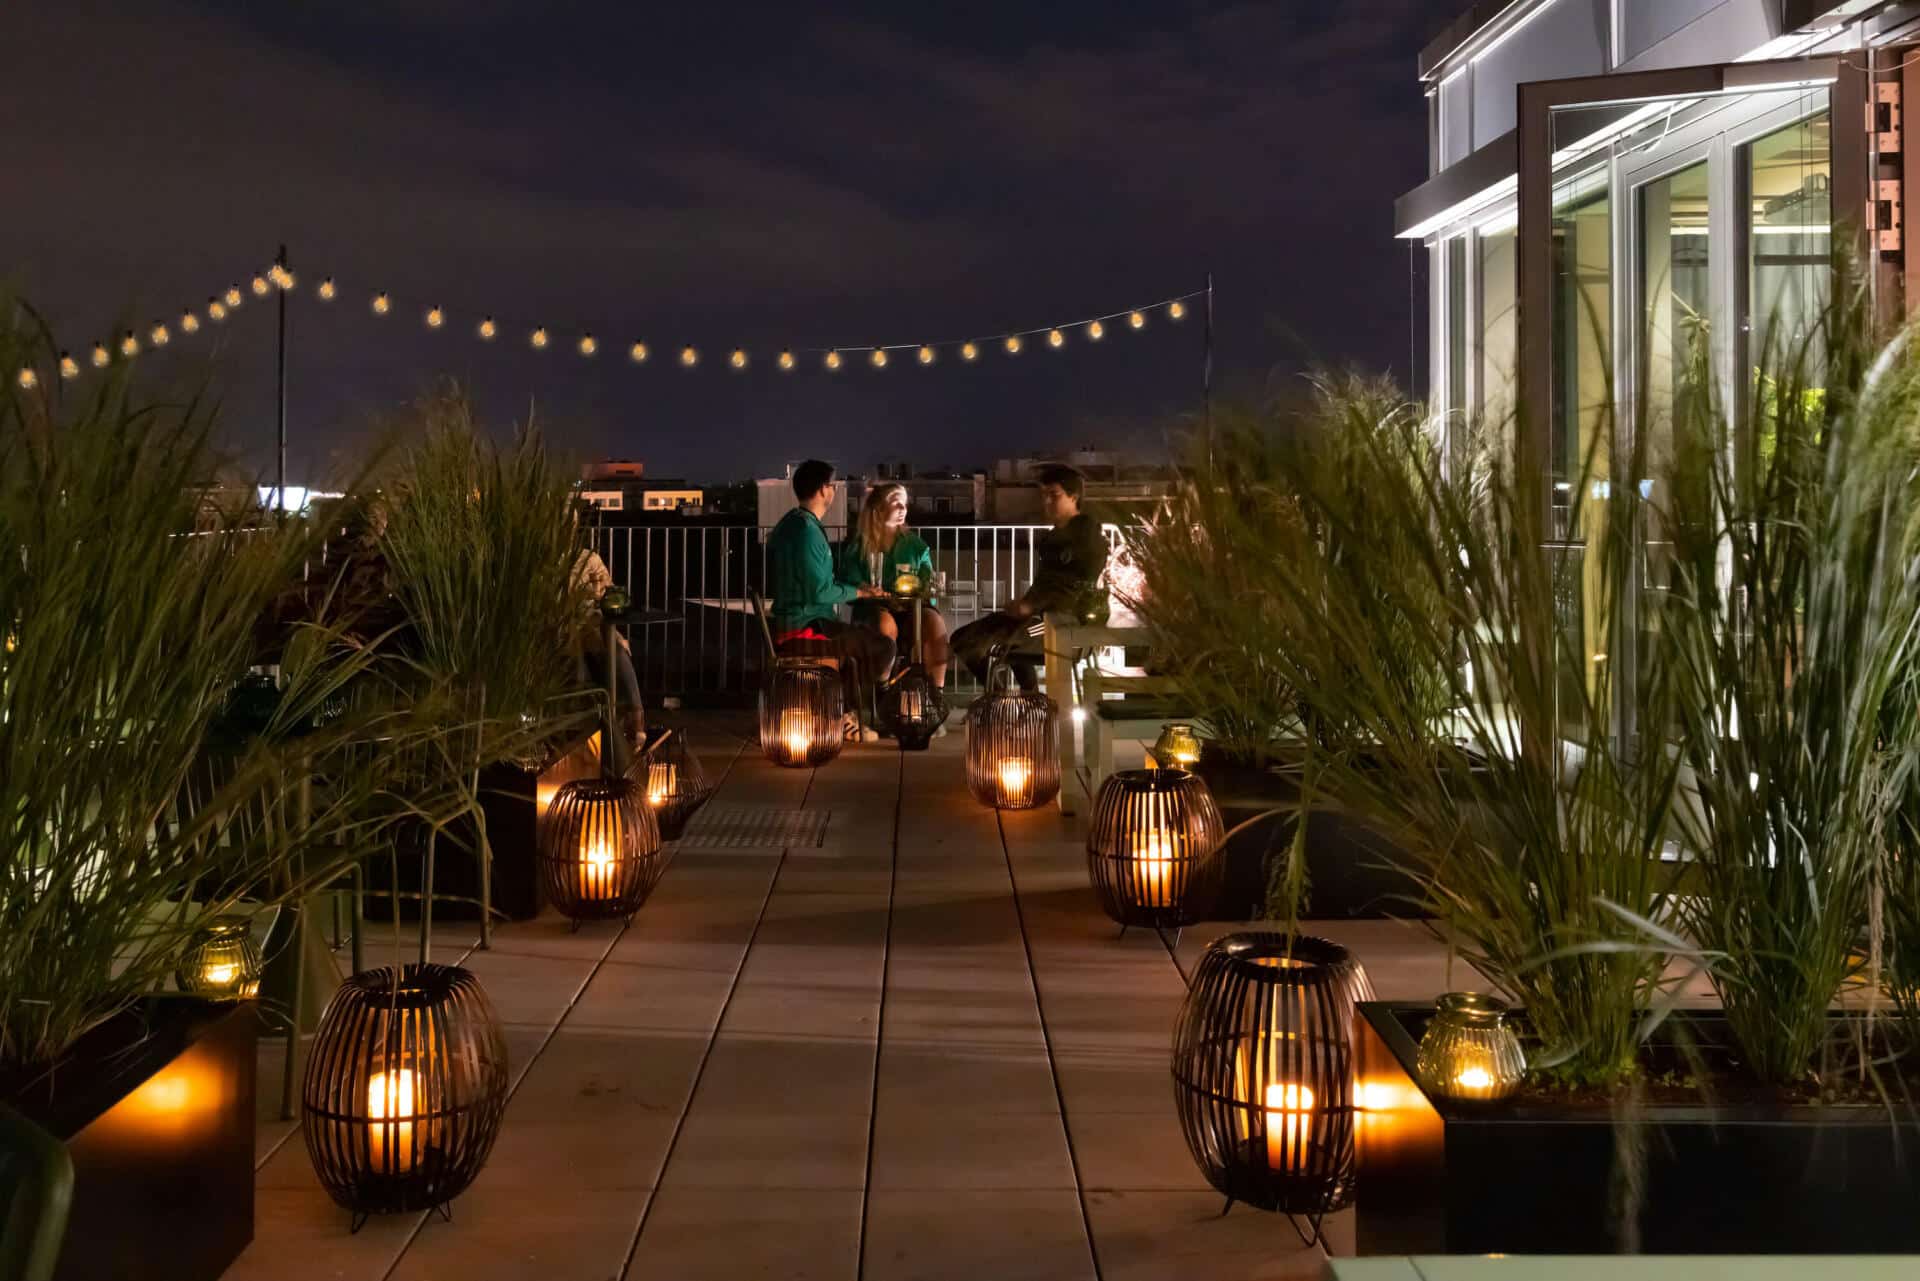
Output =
[{"x1": 837, "y1": 482, "x2": 948, "y2": 688}]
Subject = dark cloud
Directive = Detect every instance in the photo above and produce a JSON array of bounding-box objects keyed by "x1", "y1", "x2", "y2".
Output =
[{"x1": 6, "y1": 0, "x2": 1445, "y2": 483}]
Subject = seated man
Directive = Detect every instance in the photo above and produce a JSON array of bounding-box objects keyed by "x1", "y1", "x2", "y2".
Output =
[
  {"x1": 572, "y1": 543, "x2": 644, "y2": 762},
  {"x1": 767, "y1": 459, "x2": 895, "y2": 716},
  {"x1": 951, "y1": 463, "x2": 1108, "y2": 693}
]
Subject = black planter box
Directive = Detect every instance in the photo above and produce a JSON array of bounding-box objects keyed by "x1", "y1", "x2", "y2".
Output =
[
  {"x1": 1190, "y1": 751, "x2": 1424, "y2": 920},
  {"x1": 364, "y1": 730, "x2": 602, "y2": 923},
  {"x1": 1352, "y1": 1001, "x2": 1920, "y2": 1255},
  {"x1": 3, "y1": 1000, "x2": 258, "y2": 1281}
]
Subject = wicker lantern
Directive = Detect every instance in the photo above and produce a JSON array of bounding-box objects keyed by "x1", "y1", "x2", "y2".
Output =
[
  {"x1": 759, "y1": 662, "x2": 844, "y2": 767},
  {"x1": 1415, "y1": 992, "x2": 1526, "y2": 1103},
  {"x1": 301, "y1": 963, "x2": 510, "y2": 1230},
  {"x1": 635, "y1": 729, "x2": 714, "y2": 841},
  {"x1": 1086, "y1": 769, "x2": 1225, "y2": 928},
  {"x1": 964, "y1": 689, "x2": 1061, "y2": 809},
  {"x1": 175, "y1": 914, "x2": 264, "y2": 998},
  {"x1": 880, "y1": 665, "x2": 947, "y2": 752},
  {"x1": 538, "y1": 776, "x2": 664, "y2": 925},
  {"x1": 1151, "y1": 722, "x2": 1203, "y2": 769},
  {"x1": 1172, "y1": 933, "x2": 1374, "y2": 1235}
]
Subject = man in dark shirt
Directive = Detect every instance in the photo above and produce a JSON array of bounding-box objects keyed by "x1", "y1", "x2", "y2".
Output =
[
  {"x1": 766, "y1": 459, "x2": 895, "y2": 710},
  {"x1": 952, "y1": 463, "x2": 1108, "y2": 693}
]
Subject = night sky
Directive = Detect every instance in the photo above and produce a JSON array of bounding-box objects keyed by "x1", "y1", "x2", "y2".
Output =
[{"x1": 7, "y1": 0, "x2": 1446, "y2": 486}]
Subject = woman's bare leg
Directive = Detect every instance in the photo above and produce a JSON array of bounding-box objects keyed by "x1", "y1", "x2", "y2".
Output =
[{"x1": 922, "y1": 609, "x2": 950, "y2": 688}]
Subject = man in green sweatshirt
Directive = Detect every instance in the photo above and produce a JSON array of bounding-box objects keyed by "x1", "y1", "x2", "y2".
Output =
[
  {"x1": 951, "y1": 463, "x2": 1108, "y2": 693},
  {"x1": 766, "y1": 459, "x2": 895, "y2": 703}
]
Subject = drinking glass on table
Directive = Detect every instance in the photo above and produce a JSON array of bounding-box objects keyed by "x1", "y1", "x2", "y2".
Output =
[{"x1": 867, "y1": 551, "x2": 885, "y2": 590}]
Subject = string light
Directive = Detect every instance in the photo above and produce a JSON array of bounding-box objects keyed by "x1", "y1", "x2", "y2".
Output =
[
  {"x1": 1047, "y1": 328, "x2": 1064, "y2": 348},
  {"x1": 530, "y1": 327, "x2": 549, "y2": 349},
  {"x1": 679, "y1": 345, "x2": 698, "y2": 367},
  {"x1": 251, "y1": 274, "x2": 270, "y2": 297},
  {"x1": 729, "y1": 348, "x2": 748, "y2": 370},
  {"x1": 16, "y1": 366, "x2": 36, "y2": 390},
  {"x1": 1004, "y1": 335, "x2": 1023, "y2": 355},
  {"x1": 478, "y1": 317, "x2": 497, "y2": 340},
  {"x1": 629, "y1": 340, "x2": 649, "y2": 363},
  {"x1": 1169, "y1": 300, "x2": 1187, "y2": 320},
  {"x1": 579, "y1": 334, "x2": 597, "y2": 357},
  {"x1": 180, "y1": 310, "x2": 201, "y2": 334},
  {"x1": 91, "y1": 344, "x2": 110, "y2": 368},
  {"x1": 317, "y1": 278, "x2": 337, "y2": 301},
  {"x1": 149, "y1": 321, "x2": 170, "y2": 346},
  {"x1": 1129, "y1": 310, "x2": 1146, "y2": 329},
  {"x1": 825, "y1": 350, "x2": 842, "y2": 371},
  {"x1": 59, "y1": 353, "x2": 78, "y2": 380},
  {"x1": 778, "y1": 350, "x2": 795, "y2": 371},
  {"x1": 269, "y1": 264, "x2": 295, "y2": 290},
  {"x1": 870, "y1": 349, "x2": 888, "y2": 369},
  {"x1": 372, "y1": 292, "x2": 391, "y2": 315},
  {"x1": 918, "y1": 345, "x2": 935, "y2": 365},
  {"x1": 225, "y1": 286, "x2": 244, "y2": 308},
  {"x1": 208, "y1": 297, "x2": 227, "y2": 322},
  {"x1": 119, "y1": 331, "x2": 140, "y2": 358},
  {"x1": 426, "y1": 306, "x2": 445, "y2": 329},
  {"x1": 1088, "y1": 320, "x2": 1105, "y2": 340},
  {"x1": 961, "y1": 341, "x2": 979, "y2": 361}
]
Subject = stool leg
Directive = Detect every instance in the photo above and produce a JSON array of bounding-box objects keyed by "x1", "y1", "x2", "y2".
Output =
[{"x1": 350, "y1": 861, "x2": 365, "y2": 976}]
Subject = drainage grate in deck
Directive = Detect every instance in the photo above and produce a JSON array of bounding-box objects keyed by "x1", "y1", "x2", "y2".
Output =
[{"x1": 675, "y1": 806, "x2": 831, "y2": 849}]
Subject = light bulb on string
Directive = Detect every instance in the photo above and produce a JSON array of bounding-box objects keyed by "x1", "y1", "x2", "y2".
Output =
[
  {"x1": 1004, "y1": 335, "x2": 1023, "y2": 355},
  {"x1": 1047, "y1": 328, "x2": 1064, "y2": 348},
  {"x1": 16, "y1": 366, "x2": 36, "y2": 391},
  {"x1": 777, "y1": 350, "x2": 795, "y2": 371},
  {"x1": 91, "y1": 344, "x2": 110, "y2": 368},
  {"x1": 960, "y1": 341, "x2": 979, "y2": 361},
  {"x1": 208, "y1": 298, "x2": 227, "y2": 322},
  {"x1": 824, "y1": 350, "x2": 842, "y2": 371},
  {"x1": 251, "y1": 274, "x2": 270, "y2": 297},
  {"x1": 530, "y1": 327, "x2": 549, "y2": 349},
  {"x1": 270, "y1": 265, "x2": 295, "y2": 290},
  {"x1": 372, "y1": 293, "x2": 391, "y2": 316},
  {"x1": 679, "y1": 345, "x2": 698, "y2": 367},
  {"x1": 629, "y1": 340, "x2": 649, "y2": 363},
  {"x1": 1088, "y1": 320, "x2": 1105, "y2": 340},
  {"x1": 1128, "y1": 310, "x2": 1146, "y2": 330},
  {"x1": 119, "y1": 332, "x2": 140, "y2": 358},
  {"x1": 180, "y1": 310, "x2": 200, "y2": 334},
  {"x1": 918, "y1": 345, "x2": 935, "y2": 365},
  {"x1": 59, "y1": 353, "x2": 78, "y2": 380},
  {"x1": 225, "y1": 286, "x2": 244, "y2": 308},
  {"x1": 425, "y1": 306, "x2": 445, "y2": 329},
  {"x1": 1169, "y1": 300, "x2": 1187, "y2": 320},
  {"x1": 478, "y1": 317, "x2": 497, "y2": 340},
  {"x1": 870, "y1": 349, "x2": 888, "y2": 369},
  {"x1": 317, "y1": 278, "x2": 336, "y2": 301},
  {"x1": 149, "y1": 322, "x2": 170, "y2": 346},
  {"x1": 730, "y1": 349, "x2": 748, "y2": 370},
  {"x1": 579, "y1": 334, "x2": 598, "y2": 357}
]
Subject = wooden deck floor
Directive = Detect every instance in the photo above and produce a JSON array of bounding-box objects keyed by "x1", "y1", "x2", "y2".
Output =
[{"x1": 225, "y1": 712, "x2": 1468, "y2": 1281}]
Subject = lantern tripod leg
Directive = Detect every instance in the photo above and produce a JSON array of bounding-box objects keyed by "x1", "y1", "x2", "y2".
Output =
[
  {"x1": 1219, "y1": 1194, "x2": 1234, "y2": 1217},
  {"x1": 1117, "y1": 924, "x2": 1129, "y2": 940},
  {"x1": 432, "y1": 1201, "x2": 454, "y2": 1224},
  {"x1": 1286, "y1": 1211, "x2": 1326, "y2": 1249},
  {"x1": 350, "y1": 1210, "x2": 369, "y2": 1236}
]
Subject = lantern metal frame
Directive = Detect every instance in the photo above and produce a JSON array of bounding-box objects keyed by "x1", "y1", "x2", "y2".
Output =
[
  {"x1": 538, "y1": 775, "x2": 664, "y2": 926},
  {"x1": 879, "y1": 664, "x2": 948, "y2": 752},
  {"x1": 964, "y1": 687, "x2": 1062, "y2": 810},
  {"x1": 633, "y1": 726, "x2": 715, "y2": 841},
  {"x1": 1085, "y1": 768, "x2": 1225, "y2": 930},
  {"x1": 759, "y1": 660, "x2": 845, "y2": 767},
  {"x1": 1171, "y1": 932, "x2": 1375, "y2": 1243},
  {"x1": 175, "y1": 914, "x2": 264, "y2": 998},
  {"x1": 300, "y1": 963, "x2": 510, "y2": 1231}
]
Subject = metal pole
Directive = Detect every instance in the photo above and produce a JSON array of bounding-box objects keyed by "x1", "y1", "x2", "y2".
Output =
[
  {"x1": 1202, "y1": 272, "x2": 1215, "y2": 477},
  {"x1": 275, "y1": 243, "x2": 288, "y2": 513}
]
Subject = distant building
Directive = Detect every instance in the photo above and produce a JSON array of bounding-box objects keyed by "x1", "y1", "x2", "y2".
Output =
[
  {"x1": 984, "y1": 448, "x2": 1173, "y2": 523},
  {"x1": 579, "y1": 459, "x2": 704, "y2": 514}
]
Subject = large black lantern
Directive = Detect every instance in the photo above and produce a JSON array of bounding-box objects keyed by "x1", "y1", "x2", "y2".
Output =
[
  {"x1": 635, "y1": 728, "x2": 715, "y2": 841},
  {"x1": 301, "y1": 963, "x2": 510, "y2": 1230},
  {"x1": 759, "y1": 662, "x2": 844, "y2": 767},
  {"x1": 1086, "y1": 769, "x2": 1225, "y2": 928},
  {"x1": 964, "y1": 689, "x2": 1061, "y2": 809},
  {"x1": 175, "y1": 914, "x2": 264, "y2": 998},
  {"x1": 1172, "y1": 933, "x2": 1374, "y2": 1239},
  {"x1": 538, "y1": 776, "x2": 664, "y2": 925},
  {"x1": 880, "y1": 665, "x2": 947, "y2": 752}
]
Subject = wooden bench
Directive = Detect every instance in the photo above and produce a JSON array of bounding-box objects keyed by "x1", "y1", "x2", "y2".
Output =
[{"x1": 1041, "y1": 611, "x2": 1175, "y2": 814}]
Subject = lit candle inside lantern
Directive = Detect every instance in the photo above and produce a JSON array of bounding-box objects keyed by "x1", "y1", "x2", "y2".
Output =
[
  {"x1": 998, "y1": 756, "x2": 1032, "y2": 804},
  {"x1": 1265, "y1": 1082, "x2": 1313, "y2": 1170},
  {"x1": 368, "y1": 1068, "x2": 417, "y2": 1173},
  {"x1": 1133, "y1": 830, "x2": 1179, "y2": 907},
  {"x1": 202, "y1": 962, "x2": 237, "y2": 988},
  {"x1": 900, "y1": 686, "x2": 924, "y2": 720},
  {"x1": 581, "y1": 838, "x2": 616, "y2": 899},
  {"x1": 646, "y1": 762, "x2": 677, "y2": 806},
  {"x1": 1455, "y1": 1064, "x2": 1494, "y2": 1093},
  {"x1": 780, "y1": 709, "x2": 812, "y2": 762}
]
